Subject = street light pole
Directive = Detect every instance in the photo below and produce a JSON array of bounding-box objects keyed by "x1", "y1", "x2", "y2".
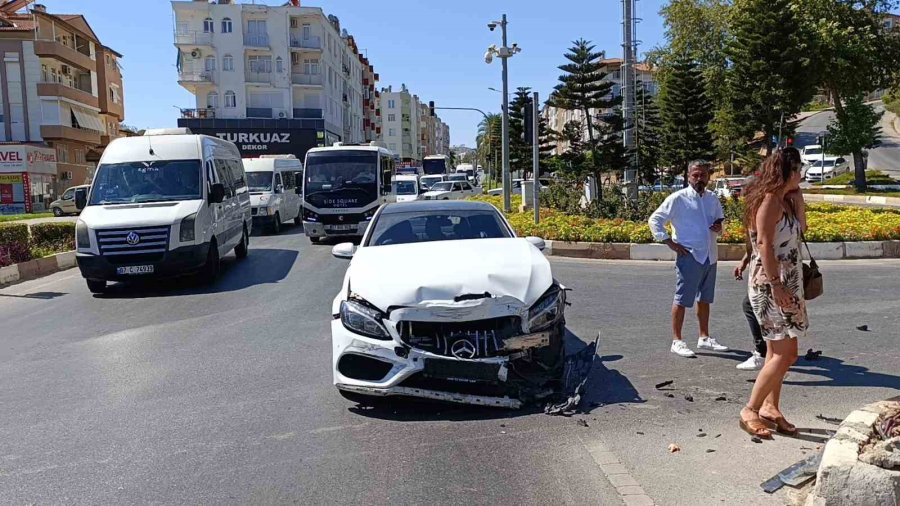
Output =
[{"x1": 500, "y1": 15, "x2": 511, "y2": 212}]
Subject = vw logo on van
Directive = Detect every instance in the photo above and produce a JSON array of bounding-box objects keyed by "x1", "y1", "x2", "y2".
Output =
[
  {"x1": 125, "y1": 231, "x2": 141, "y2": 245},
  {"x1": 450, "y1": 340, "x2": 477, "y2": 359}
]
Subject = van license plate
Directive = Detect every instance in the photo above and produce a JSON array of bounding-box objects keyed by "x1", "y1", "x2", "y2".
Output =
[
  {"x1": 325, "y1": 224, "x2": 355, "y2": 231},
  {"x1": 116, "y1": 265, "x2": 154, "y2": 275}
]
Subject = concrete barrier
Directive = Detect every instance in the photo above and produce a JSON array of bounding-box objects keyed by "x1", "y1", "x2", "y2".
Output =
[{"x1": 0, "y1": 251, "x2": 77, "y2": 288}]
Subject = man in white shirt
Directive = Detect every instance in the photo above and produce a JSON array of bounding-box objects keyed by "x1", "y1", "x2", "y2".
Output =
[{"x1": 648, "y1": 160, "x2": 730, "y2": 358}]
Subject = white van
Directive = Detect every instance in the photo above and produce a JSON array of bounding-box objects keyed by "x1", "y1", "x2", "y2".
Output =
[
  {"x1": 243, "y1": 155, "x2": 303, "y2": 234},
  {"x1": 393, "y1": 174, "x2": 420, "y2": 202},
  {"x1": 73, "y1": 128, "x2": 252, "y2": 293}
]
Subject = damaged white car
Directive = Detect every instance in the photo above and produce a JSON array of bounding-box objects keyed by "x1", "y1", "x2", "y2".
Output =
[{"x1": 330, "y1": 200, "x2": 567, "y2": 409}]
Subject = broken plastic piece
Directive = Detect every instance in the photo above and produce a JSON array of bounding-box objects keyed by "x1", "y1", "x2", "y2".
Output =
[
  {"x1": 655, "y1": 380, "x2": 674, "y2": 389},
  {"x1": 544, "y1": 333, "x2": 599, "y2": 416}
]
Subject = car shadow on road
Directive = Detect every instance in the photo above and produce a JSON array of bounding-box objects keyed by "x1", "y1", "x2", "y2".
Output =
[
  {"x1": 93, "y1": 248, "x2": 298, "y2": 299},
  {"x1": 785, "y1": 355, "x2": 900, "y2": 390}
]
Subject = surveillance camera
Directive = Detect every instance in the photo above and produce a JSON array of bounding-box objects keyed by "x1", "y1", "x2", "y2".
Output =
[
  {"x1": 484, "y1": 50, "x2": 494, "y2": 64},
  {"x1": 487, "y1": 22, "x2": 497, "y2": 31}
]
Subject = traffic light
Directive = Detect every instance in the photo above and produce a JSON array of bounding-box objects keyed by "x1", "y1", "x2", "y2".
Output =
[
  {"x1": 428, "y1": 101, "x2": 435, "y2": 117},
  {"x1": 786, "y1": 136, "x2": 794, "y2": 146},
  {"x1": 522, "y1": 99, "x2": 534, "y2": 143}
]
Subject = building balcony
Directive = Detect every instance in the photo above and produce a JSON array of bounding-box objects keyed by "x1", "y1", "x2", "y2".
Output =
[
  {"x1": 289, "y1": 36, "x2": 322, "y2": 50},
  {"x1": 41, "y1": 125, "x2": 101, "y2": 145},
  {"x1": 178, "y1": 70, "x2": 215, "y2": 85},
  {"x1": 37, "y1": 82, "x2": 98, "y2": 109},
  {"x1": 243, "y1": 34, "x2": 270, "y2": 47},
  {"x1": 104, "y1": 100, "x2": 125, "y2": 121},
  {"x1": 180, "y1": 108, "x2": 216, "y2": 119},
  {"x1": 33, "y1": 39, "x2": 94, "y2": 71},
  {"x1": 174, "y1": 31, "x2": 213, "y2": 46},
  {"x1": 246, "y1": 107, "x2": 273, "y2": 118},
  {"x1": 291, "y1": 73, "x2": 322, "y2": 86},
  {"x1": 293, "y1": 108, "x2": 323, "y2": 119},
  {"x1": 245, "y1": 71, "x2": 274, "y2": 84}
]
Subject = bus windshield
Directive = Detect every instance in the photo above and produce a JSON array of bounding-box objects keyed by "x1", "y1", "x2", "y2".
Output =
[
  {"x1": 422, "y1": 158, "x2": 447, "y2": 175},
  {"x1": 304, "y1": 151, "x2": 378, "y2": 209},
  {"x1": 88, "y1": 160, "x2": 202, "y2": 205}
]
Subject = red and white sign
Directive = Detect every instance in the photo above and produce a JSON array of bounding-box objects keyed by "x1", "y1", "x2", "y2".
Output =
[{"x1": 0, "y1": 145, "x2": 57, "y2": 175}]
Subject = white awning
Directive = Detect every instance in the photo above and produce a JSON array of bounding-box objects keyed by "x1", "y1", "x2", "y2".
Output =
[{"x1": 70, "y1": 106, "x2": 105, "y2": 133}]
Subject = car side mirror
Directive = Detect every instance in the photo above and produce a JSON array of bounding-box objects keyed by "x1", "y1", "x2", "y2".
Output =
[
  {"x1": 331, "y1": 242, "x2": 356, "y2": 259},
  {"x1": 209, "y1": 183, "x2": 226, "y2": 204},
  {"x1": 275, "y1": 184, "x2": 284, "y2": 193},
  {"x1": 74, "y1": 188, "x2": 87, "y2": 210},
  {"x1": 525, "y1": 236, "x2": 546, "y2": 251}
]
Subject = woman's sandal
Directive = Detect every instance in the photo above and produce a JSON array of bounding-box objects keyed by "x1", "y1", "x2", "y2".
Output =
[
  {"x1": 760, "y1": 415, "x2": 798, "y2": 436},
  {"x1": 740, "y1": 406, "x2": 774, "y2": 439}
]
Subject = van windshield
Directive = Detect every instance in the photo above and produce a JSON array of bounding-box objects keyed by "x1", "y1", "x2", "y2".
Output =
[
  {"x1": 247, "y1": 171, "x2": 274, "y2": 192},
  {"x1": 88, "y1": 160, "x2": 202, "y2": 205}
]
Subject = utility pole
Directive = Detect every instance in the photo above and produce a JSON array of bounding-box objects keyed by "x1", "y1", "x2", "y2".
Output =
[
  {"x1": 485, "y1": 15, "x2": 520, "y2": 212},
  {"x1": 532, "y1": 92, "x2": 540, "y2": 224},
  {"x1": 622, "y1": 0, "x2": 638, "y2": 201}
]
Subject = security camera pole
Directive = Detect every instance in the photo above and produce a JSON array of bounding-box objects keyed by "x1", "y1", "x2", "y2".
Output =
[{"x1": 485, "y1": 14, "x2": 519, "y2": 213}]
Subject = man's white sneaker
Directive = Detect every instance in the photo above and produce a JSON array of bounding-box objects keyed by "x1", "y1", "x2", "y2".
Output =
[
  {"x1": 697, "y1": 336, "x2": 730, "y2": 351},
  {"x1": 736, "y1": 351, "x2": 765, "y2": 370},
  {"x1": 671, "y1": 340, "x2": 696, "y2": 357}
]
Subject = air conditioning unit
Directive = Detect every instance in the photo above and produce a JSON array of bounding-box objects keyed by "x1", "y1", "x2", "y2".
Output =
[
  {"x1": 190, "y1": 49, "x2": 201, "y2": 58},
  {"x1": 61, "y1": 171, "x2": 73, "y2": 180},
  {"x1": 60, "y1": 65, "x2": 70, "y2": 75}
]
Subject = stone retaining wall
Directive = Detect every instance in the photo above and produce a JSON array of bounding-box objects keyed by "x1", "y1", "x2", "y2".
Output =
[{"x1": 545, "y1": 240, "x2": 900, "y2": 261}]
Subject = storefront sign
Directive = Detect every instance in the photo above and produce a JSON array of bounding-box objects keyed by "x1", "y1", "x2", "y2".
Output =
[
  {"x1": 187, "y1": 126, "x2": 319, "y2": 158},
  {"x1": 0, "y1": 145, "x2": 57, "y2": 174},
  {"x1": 0, "y1": 173, "x2": 30, "y2": 214}
]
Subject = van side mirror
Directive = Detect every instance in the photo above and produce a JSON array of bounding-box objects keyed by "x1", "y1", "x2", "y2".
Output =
[
  {"x1": 275, "y1": 184, "x2": 284, "y2": 194},
  {"x1": 209, "y1": 183, "x2": 226, "y2": 204},
  {"x1": 74, "y1": 188, "x2": 87, "y2": 210}
]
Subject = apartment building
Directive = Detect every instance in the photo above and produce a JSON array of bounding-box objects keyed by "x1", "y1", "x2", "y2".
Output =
[
  {"x1": 0, "y1": 1, "x2": 125, "y2": 210},
  {"x1": 544, "y1": 58, "x2": 655, "y2": 156},
  {"x1": 378, "y1": 84, "x2": 449, "y2": 162},
  {"x1": 173, "y1": 0, "x2": 374, "y2": 158}
]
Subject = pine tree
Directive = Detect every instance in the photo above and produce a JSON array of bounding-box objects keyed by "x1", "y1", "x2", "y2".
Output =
[
  {"x1": 592, "y1": 110, "x2": 628, "y2": 182},
  {"x1": 658, "y1": 54, "x2": 714, "y2": 184},
  {"x1": 727, "y1": 0, "x2": 818, "y2": 155},
  {"x1": 508, "y1": 87, "x2": 533, "y2": 177},
  {"x1": 548, "y1": 39, "x2": 620, "y2": 197},
  {"x1": 634, "y1": 81, "x2": 662, "y2": 183},
  {"x1": 556, "y1": 120, "x2": 588, "y2": 182},
  {"x1": 537, "y1": 115, "x2": 556, "y2": 175}
]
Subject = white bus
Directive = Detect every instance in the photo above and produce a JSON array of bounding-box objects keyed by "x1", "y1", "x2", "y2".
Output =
[
  {"x1": 301, "y1": 143, "x2": 395, "y2": 243},
  {"x1": 423, "y1": 154, "x2": 451, "y2": 175}
]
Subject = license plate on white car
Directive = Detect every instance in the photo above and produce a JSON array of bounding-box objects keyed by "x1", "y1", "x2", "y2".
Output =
[
  {"x1": 116, "y1": 265, "x2": 154, "y2": 275},
  {"x1": 325, "y1": 224, "x2": 355, "y2": 231}
]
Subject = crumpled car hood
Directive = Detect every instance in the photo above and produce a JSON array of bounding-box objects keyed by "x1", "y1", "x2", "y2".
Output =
[{"x1": 348, "y1": 238, "x2": 552, "y2": 311}]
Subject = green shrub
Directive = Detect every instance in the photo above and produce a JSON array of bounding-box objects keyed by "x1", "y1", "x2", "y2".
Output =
[
  {"x1": 0, "y1": 223, "x2": 29, "y2": 246},
  {"x1": 817, "y1": 170, "x2": 898, "y2": 186},
  {"x1": 29, "y1": 222, "x2": 75, "y2": 252}
]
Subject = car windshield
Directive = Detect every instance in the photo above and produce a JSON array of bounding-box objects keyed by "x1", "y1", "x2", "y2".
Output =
[
  {"x1": 246, "y1": 171, "x2": 274, "y2": 192},
  {"x1": 88, "y1": 160, "x2": 201, "y2": 205},
  {"x1": 448, "y1": 175, "x2": 467, "y2": 182},
  {"x1": 395, "y1": 180, "x2": 418, "y2": 195},
  {"x1": 805, "y1": 148, "x2": 822, "y2": 156},
  {"x1": 304, "y1": 151, "x2": 378, "y2": 209},
  {"x1": 430, "y1": 182, "x2": 453, "y2": 191},
  {"x1": 366, "y1": 209, "x2": 512, "y2": 246},
  {"x1": 421, "y1": 177, "x2": 443, "y2": 189}
]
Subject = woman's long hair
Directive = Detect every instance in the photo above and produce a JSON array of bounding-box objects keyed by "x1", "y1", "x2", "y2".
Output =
[{"x1": 743, "y1": 147, "x2": 801, "y2": 229}]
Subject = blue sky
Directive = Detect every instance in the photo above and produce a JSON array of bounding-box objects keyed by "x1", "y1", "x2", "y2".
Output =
[{"x1": 40, "y1": 0, "x2": 668, "y2": 147}]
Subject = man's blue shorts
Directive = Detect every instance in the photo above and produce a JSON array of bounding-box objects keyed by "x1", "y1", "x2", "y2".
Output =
[{"x1": 674, "y1": 255, "x2": 717, "y2": 308}]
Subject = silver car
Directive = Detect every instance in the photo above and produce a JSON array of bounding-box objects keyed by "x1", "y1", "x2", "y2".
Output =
[{"x1": 49, "y1": 184, "x2": 90, "y2": 216}]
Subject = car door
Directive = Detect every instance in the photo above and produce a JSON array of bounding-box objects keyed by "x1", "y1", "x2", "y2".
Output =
[
  {"x1": 282, "y1": 169, "x2": 300, "y2": 219},
  {"x1": 212, "y1": 159, "x2": 236, "y2": 253},
  {"x1": 60, "y1": 188, "x2": 75, "y2": 213}
]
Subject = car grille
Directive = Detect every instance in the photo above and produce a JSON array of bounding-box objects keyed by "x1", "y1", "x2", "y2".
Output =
[
  {"x1": 398, "y1": 316, "x2": 522, "y2": 359},
  {"x1": 95, "y1": 226, "x2": 170, "y2": 264}
]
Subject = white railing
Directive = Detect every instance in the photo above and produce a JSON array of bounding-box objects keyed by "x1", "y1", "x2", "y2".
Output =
[
  {"x1": 175, "y1": 31, "x2": 213, "y2": 45},
  {"x1": 291, "y1": 73, "x2": 322, "y2": 85}
]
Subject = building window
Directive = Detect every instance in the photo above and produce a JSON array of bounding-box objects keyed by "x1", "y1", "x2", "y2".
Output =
[
  {"x1": 388, "y1": 128, "x2": 396, "y2": 136},
  {"x1": 302, "y1": 23, "x2": 311, "y2": 40},
  {"x1": 387, "y1": 113, "x2": 395, "y2": 122},
  {"x1": 221, "y1": 17, "x2": 232, "y2": 33},
  {"x1": 110, "y1": 85, "x2": 121, "y2": 104},
  {"x1": 388, "y1": 99, "x2": 396, "y2": 109},
  {"x1": 276, "y1": 56, "x2": 284, "y2": 73},
  {"x1": 203, "y1": 17, "x2": 214, "y2": 33},
  {"x1": 205, "y1": 55, "x2": 216, "y2": 71},
  {"x1": 41, "y1": 64, "x2": 48, "y2": 82},
  {"x1": 57, "y1": 145, "x2": 69, "y2": 163},
  {"x1": 389, "y1": 143, "x2": 396, "y2": 151},
  {"x1": 206, "y1": 91, "x2": 218, "y2": 108},
  {"x1": 223, "y1": 54, "x2": 234, "y2": 71},
  {"x1": 75, "y1": 149, "x2": 86, "y2": 164},
  {"x1": 303, "y1": 58, "x2": 319, "y2": 75},
  {"x1": 247, "y1": 55, "x2": 272, "y2": 73},
  {"x1": 224, "y1": 90, "x2": 236, "y2": 108}
]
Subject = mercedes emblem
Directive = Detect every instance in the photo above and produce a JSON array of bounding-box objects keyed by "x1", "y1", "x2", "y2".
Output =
[{"x1": 450, "y1": 339, "x2": 477, "y2": 359}]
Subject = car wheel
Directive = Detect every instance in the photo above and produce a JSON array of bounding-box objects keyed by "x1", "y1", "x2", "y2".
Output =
[
  {"x1": 234, "y1": 226, "x2": 249, "y2": 260},
  {"x1": 271, "y1": 212, "x2": 281, "y2": 234},
  {"x1": 52, "y1": 207, "x2": 64, "y2": 217},
  {"x1": 309, "y1": 236, "x2": 320, "y2": 244},
  {"x1": 201, "y1": 240, "x2": 220, "y2": 284},
  {"x1": 339, "y1": 389, "x2": 384, "y2": 407},
  {"x1": 86, "y1": 279, "x2": 106, "y2": 293}
]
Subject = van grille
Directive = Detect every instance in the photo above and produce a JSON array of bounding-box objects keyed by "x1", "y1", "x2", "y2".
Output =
[{"x1": 96, "y1": 226, "x2": 170, "y2": 263}]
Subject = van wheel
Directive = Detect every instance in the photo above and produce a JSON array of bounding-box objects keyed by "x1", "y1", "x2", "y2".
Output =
[
  {"x1": 235, "y1": 226, "x2": 249, "y2": 260},
  {"x1": 52, "y1": 207, "x2": 64, "y2": 217},
  {"x1": 201, "y1": 240, "x2": 220, "y2": 284},
  {"x1": 294, "y1": 209, "x2": 302, "y2": 226},
  {"x1": 86, "y1": 279, "x2": 106, "y2": 293},
  {"x1": 271, "y1": 212, "x2": 281, "y2": 234}
]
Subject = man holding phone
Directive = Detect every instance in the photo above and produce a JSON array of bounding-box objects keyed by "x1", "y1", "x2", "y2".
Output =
[{"x1": 649, "y1": 160, "x2": 729, "y2": 358}]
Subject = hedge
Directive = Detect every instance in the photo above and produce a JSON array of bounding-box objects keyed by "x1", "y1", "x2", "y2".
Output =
[
  {"x1": 30, "y1": 222, "x2": 75, "y2": 251},
  {"x1": 471, "y1": 194, "x2": 900, "y2": 244},
  {"x1": 0, "y1": 221, "x2": 76, "y2": 267}
]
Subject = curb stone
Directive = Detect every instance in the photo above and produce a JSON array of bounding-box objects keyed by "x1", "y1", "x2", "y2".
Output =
[
  {"x1": 544, "y1": 240, "x2": 900, "y2": 261},
  {"x1": 802, "y1": 192, "x2": 900, "y2": 207},
  {"x1": 0, "y1": 251, "x2": 76, "y2": 288}
]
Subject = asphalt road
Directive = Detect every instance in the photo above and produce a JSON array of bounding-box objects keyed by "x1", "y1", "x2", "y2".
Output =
[
  {"x1": 2, "y1": 228, "x2": 899, "y2": 505},
  {"x1": 796, "y1": 102, "x2": 900, "y2": 180}
]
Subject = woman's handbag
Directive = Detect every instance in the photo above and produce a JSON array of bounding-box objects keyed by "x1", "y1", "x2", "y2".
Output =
[{"x1": 800, "y1": 237, "x2": 823, "y2": 300}]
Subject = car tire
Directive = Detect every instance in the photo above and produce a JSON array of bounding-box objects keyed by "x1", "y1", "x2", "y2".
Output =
[
  {"x1": 52, "y1": 207, "x2": 64, "y2": 217},
  {"x1": 234, "y1": 226, "x2": 249, "y2": 260},
  {"x1": 339, "y1": 389, "x2": 383, "y2": 407},
  {"x1": 86, "y1": 279, "x2": 106, "y2": 294},
  {"x1": 271, "y1": 212, "x2": 281, "y2": 235},
  {"x1": 309, "y1": 236, "x2": 320, "y2": 244},
  {"x1": 294, "y1": 212, "x2": 302, "y2": 226},
  {"x1": 201, "y1": 240, "x2": 220, "y2": 284}
]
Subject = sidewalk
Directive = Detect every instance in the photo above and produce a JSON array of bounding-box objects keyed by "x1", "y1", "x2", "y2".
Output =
[{"x1": 5, "y1": 216, "x2": 78, "y2": 225}]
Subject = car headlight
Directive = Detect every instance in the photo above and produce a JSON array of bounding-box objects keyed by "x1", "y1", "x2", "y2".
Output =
[
  {"x1": 528, "y1": 286, "x2": 565, "y2": 331},
  {"x1": 340, "y1": 299, "x2": 391, "y2": 340},
  {"x1": 75, "y1": 220, "x2": 90, "y2": 249},
  {"x1": 257, "y1": 207, "x2": 269, "y2": 216},
  {"x1": 179, "y1": 212, "x2": 197, "y2": 242}
]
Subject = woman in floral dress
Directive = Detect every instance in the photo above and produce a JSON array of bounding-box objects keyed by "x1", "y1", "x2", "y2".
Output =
[{"x1": 739, "y1": 147, "x2": 808, "y2": 439}]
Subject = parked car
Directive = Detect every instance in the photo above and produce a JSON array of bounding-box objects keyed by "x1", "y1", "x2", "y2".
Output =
[
  {"x1": 713, "y1": 177, "x2": 746, "y2": 199},
  {"x1": 805, "y1": 156, "x2": 850, "y2": 183},
  {"x1": 801, "y1": 144, "x2": 825, "y2": 166},
  {"x1": 329, "y1": 200, "x2": 565, "y2": 408},
  {"x1": 243, "y1": 155, "x2": 302, "y2": 234},
  {"x1": 422, "y1": 181, "x2": 481, "y2": 200},
  {"x1": 50, "y1": 184, "x2": 90, "y2": 216},
  {"x1": 419, "y1": 174, "x2": 447, "y2": 192},
  {"x1": 393, "y1": 174, "x2": 420, "y2": 202}
]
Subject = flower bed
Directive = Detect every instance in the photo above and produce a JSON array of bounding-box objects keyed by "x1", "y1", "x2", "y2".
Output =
[
  {"x1": 0, "y1": 222, "x2": 75, "y2": 267},
  {"x1": 470, "y1": 195, "x2": 900, "y2": 244}
]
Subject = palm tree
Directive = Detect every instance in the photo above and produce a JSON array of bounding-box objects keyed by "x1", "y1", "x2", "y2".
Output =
[{"x1": 476, "y1": 113, "x2": 502, "y2": 181}]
